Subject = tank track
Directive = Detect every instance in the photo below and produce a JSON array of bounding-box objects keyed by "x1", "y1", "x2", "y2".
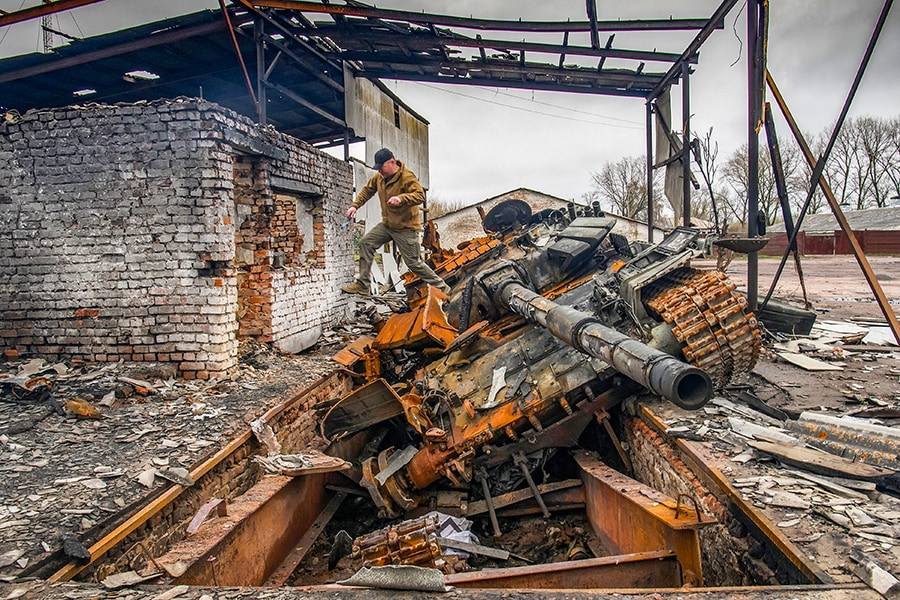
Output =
[{"x1": 643, "y1": 268, "x2": 761, "y2": 387}]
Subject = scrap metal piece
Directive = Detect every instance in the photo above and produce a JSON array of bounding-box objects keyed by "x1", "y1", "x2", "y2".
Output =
[
  {"x1": 512, "y1": 452, "x2": 550, "y2": 519},
  {"x1": 338, "y1": 565, "x2": 450, "y2": 592},
  {"x1": 433, "y1": 536, "x2": 508, "y2": 560},
  {"x1": 372, "y1": 286, "x2": 457, "y2": 350},
  {"x1": 186, "y1": 498, "x2": 227, "y2": 534},
  {"x1": 477, "y1": 469, "x2": 502, "y2": 538},
  {"x1": 374, "y1": 445, "x2": 418, "y2": 486},
  {"x1": 349, "y1": 514, "x2": 445, "y2": 572},
  {"x1": 445, "y1": 551, "x2": 682, "y2": 589},
  {"x1": 319, "y1": 379, "x2": 404, "y2": 442}
]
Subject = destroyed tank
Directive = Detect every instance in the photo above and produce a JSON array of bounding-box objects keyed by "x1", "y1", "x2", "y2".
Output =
[{"x1": 329, "y1": 200, "x2": 761, "y2": 520}]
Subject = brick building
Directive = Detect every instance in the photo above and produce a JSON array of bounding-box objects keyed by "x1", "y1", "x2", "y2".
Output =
[{"x1": 0, "y1": 98, "x2": 355, "y2": 378}]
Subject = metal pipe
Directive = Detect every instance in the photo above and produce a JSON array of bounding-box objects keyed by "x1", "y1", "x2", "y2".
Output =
[
  {"x1": 746, "y1": 0, "x2": 761, "y2": 311},
  {"x1": 681, "y1": 60, "x2": 691, "y2": 227},
  {"x1": 499, "y1": 283, "x2": 712, "y2": 410},
  {"x1": 478, "y1": 470, "x2": 502, "y2": 538},
  {"x1": 513, "y1": 452, "x2": 551, "y2": 518},
  {"x1": 645, "y1": 101, "x2": 654, "y2": 242}
]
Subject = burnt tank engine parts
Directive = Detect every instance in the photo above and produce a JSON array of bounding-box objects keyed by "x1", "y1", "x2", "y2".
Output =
[{"x1": 330, "y1": 200, "x2": 761, "y2": 519}]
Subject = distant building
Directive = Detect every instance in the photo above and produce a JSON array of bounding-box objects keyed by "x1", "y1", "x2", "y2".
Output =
[{"x1": 429, "y1": 188, "x2": 667, "y2": 250}]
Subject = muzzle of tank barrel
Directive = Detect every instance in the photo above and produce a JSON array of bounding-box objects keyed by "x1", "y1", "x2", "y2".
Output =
[{"x1": 500, "y1": 283, "x2": 712, "y2": 410}]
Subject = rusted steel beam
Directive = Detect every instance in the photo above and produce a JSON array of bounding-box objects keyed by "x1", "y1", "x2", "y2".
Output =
[
  {"x1": 648, "y1": 0, "x2": 739, "y2": 100},
  {"x1": 574, "y1": 450, "x2": 715, "y2": 587},
  {"x1": 585, "y1": 0, "x2": 600, "y2": 50},
  {"x1": 324, "y1": 30, "x2": 690, "y2": 64},
  {"x1": 766, "y1": 72, "x2": 900, "y2": 345},
  {"x1": 466, "y1": 479, "x2": 582, "y2": 517},
  {"x1": 0, "y1": 20, "x2": 227, "y2": 84},
  {"x1": 639, "y1": 404, "x2": 831, "y2": 584},
  {"x1": 250, "y1": 1, "x2": 719, "y2": 33},
  {"x1": 358, "y1": 70, "x2": 655, "y2": 98},
  {"x1": 445, "y1": 550, "x2": 682, "y2": 589},
  {"x1": 0, "y1": 0, "x2": 104, "y2": 28}
]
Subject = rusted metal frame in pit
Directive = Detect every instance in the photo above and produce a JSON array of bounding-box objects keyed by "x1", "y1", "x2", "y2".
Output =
[
  {"x1": 445, "y1": 550, "x2": 682, "y2": 589},
  {"x1": 263, "y1": 491, "x2": 347, "y2": 586},
  {"x1": 639, "y1": 404, "x2": 832, "y2": 585},
  {"x1": 157, "y1": 474, "x2": 331, "y2": 586},
  {"x1": 574, "y1": 450, "x2": 715, "y2": 587},
  {"x1": 48, "y1": 370, "x2": 351, "y2": 582},
  {"x1": 765, "y1": 69, "x2": 900, "y2": 345}
]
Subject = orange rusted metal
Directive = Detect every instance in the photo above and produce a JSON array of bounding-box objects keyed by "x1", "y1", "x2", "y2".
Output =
[
  {"x1": 645, "y1": 268, "x2": 760, "y2": 387},
  {"x1": 156, "y1": 474, "x2": 328, "y2": 586},
  {"x1": 350, "y1": 513, "x2": 446, "y2": 571},
  {"x1": 640, "y1": 404, "x2": 831, "y2": 585},
  {"x1": 573, "y1": 450, "x2": 715, "y2": 587},
  {"x1": 373, "y1": 286, "x2": 457, "y2": 350},
  {"x1": 331, "y1": 335, "x2": 373, "y2": 368}
]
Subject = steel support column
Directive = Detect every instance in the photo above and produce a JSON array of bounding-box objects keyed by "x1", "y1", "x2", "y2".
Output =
[
  {"x1": 681, "y1": 60, "x2": 691, "y2": 227},
  {"x1": 746, "y1": 0, "x2": 762, "y2": 310},
  {"x1": 254, "y1": 16, "x2": 267, "y2": 125},
  {"x1": 646, "y1": 101, "x2": 654, "y2": 242}
]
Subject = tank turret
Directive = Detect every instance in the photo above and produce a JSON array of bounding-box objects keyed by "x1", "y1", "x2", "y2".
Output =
[{"x1": 330, "y1": 200, "x2": 761, "y2": 518}]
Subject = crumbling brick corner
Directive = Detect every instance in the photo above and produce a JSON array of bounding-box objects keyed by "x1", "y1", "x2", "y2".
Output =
[{"x1": 0, "y1": 98, "x2": 356, "y2": 377}]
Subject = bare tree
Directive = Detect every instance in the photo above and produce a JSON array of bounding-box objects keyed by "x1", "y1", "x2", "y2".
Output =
[
  {"x1": 817, "y1": 115, "x2": 900, "y2": 210},
  {"x1": 880, "y1": 116, "x2": 900, "y2": 202},
  {"x1": 588, "y1": 155, "x2": 662, "y2": 220},
  {"x1": 425, "y1": 194, "x2": 467, "y2": 219},
  {"x1": 722, "y1": 142, "x2": 805, "y2": 229},
  {"x1": 694, "y1": 128, "x2": 724, "y2": 232}
]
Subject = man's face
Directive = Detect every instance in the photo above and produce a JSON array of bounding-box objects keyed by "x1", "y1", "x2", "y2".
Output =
[{"x1": 378, "y1": 158, "x2": 399, "y2": 178}]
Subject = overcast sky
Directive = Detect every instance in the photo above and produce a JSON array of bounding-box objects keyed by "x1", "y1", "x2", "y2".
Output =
[{"x1": 1, "y1": 1, "x2": 897, "y2": 206}]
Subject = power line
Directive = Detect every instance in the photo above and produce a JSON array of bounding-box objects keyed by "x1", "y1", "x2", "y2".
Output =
[
  {"x1": 410, "y1": 81, "x2": 643, "y2": 130},
  {"x1": 491, "y1": 88, "x2": 642, "y2": 125}
]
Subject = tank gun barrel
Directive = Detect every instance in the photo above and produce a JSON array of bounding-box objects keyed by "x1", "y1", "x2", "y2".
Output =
[{"x1": 499, "y1": 282, "x2": 712, "y2": 409}]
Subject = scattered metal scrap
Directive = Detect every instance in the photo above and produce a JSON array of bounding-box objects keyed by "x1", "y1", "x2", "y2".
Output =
[{"x1": 332, "y1": 200, "x2": 761, "y2": 523}]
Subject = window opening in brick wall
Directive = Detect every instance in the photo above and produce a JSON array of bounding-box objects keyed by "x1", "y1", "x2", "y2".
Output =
[{"x1": 272, "y1": 192, "x2": 324, "y2": 269}]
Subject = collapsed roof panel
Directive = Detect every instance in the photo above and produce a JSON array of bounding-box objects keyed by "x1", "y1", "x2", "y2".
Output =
[{"x1": 0, "y1": 1, "x2": 724, "y2": 143}]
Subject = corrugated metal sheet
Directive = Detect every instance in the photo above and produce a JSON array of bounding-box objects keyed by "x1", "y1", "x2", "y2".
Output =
[{"x1": 344, "y1": 64, "x2": 429, "y2": 190}]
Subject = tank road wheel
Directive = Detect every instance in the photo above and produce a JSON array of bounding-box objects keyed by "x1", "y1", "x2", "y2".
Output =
[{"x1": 644, "y1": 268, "x2": 761, "y2": 387}]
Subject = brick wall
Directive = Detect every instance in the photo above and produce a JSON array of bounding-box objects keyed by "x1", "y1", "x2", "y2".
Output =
[{"x1": 0, "y1": 98, "x2": 355, "y2": 376}]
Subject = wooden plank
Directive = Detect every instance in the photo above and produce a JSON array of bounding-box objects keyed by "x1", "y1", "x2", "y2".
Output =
[
  {"x1": 748, "y1": 440, "x2": 895, "y2": 481},
  {"x1": 775, "y1": 352, "x2": 843, "y2": 371}
]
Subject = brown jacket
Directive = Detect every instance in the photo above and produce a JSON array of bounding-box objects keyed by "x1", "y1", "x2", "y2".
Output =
[{"x1": 351, "y1": 160, "x2": 425, "y2": 231}]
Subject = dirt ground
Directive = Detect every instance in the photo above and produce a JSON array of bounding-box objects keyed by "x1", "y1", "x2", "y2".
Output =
[{"x1": 1, "y1": 255, "x2": 899, "y2": 600}]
